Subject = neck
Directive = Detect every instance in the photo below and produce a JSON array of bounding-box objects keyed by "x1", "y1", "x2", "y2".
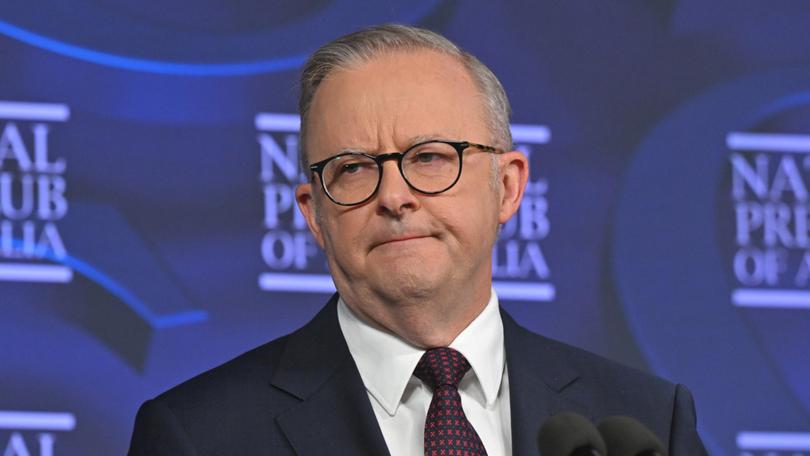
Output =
[{"x1": 339, "y1": 282, "x2": 491, "y2": 348}]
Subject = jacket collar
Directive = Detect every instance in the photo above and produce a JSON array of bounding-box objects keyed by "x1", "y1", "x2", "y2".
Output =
[
  {"x1": 501, "y1": 308, "x2": 586, "y2": 456},
  {"x1": 270, "y1": 294, "x2": 391, "y2": 455}
]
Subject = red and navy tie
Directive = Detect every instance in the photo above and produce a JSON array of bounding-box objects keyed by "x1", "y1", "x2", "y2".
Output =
[{"x1": 414, "y1": 347, "x2": 488, "y2": 456}]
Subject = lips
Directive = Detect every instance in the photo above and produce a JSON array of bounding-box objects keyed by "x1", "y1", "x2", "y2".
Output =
[{"x1": 371, "y1": 234, "x2": 434, "y2": 250}]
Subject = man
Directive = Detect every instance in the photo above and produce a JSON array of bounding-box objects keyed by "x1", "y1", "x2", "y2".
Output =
[{"x1": 129, "y1": 24, "x2": 707, "y2": 455}]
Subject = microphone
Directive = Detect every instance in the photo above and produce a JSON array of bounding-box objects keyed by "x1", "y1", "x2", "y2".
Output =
[
  {"x1": 537, "y1": 412, "x2": 607, "y2": 456},
  {"x1": 597, "y1": 416, "x2": 667, "y2": 456}
]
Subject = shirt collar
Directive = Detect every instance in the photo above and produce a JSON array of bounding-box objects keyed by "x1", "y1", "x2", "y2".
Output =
[
  {"x1": 337, "y1": 289, "x2": 505, "y2": 416},
  {"x1": 448, "y1": 290, "x2": 505, "y2": 407}
]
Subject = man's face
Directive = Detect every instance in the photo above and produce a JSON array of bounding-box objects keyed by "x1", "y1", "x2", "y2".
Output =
[{"x1": 296, "y1": 49, "x2": 525, "y2": 329}]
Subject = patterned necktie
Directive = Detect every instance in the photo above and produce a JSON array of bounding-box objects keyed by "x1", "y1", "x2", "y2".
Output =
[{"x1": 414, "y1": 347, "x2": 488, "y2": 456}]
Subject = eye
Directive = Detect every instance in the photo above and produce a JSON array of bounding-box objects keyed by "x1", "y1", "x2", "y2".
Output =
[
  {"x1": 415, "y1": 152, "x2": 440, "y2": 163},
  {"x1": 410, "y1": 149, "x2": 455, "y2": 166},
  {"x1": 341, "y1": 162, "x2": 362, "y2": 174},
  {"x1": 329, "y1": 156, "x2": 375, "y2": 178}
]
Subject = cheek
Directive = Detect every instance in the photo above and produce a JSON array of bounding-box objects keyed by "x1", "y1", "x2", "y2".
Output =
[
  {"x1": 436, "y1": 202, "x2": 495, "y2": 247},
  {"x1": 455, "y1": 196, "x2": 500, "y2": 245},
  {"x1": 320, "y1": 214, "x2": 366, "y2": 263}
]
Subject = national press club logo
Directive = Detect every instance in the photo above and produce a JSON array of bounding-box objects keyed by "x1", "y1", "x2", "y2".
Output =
[
  {"x1": 0, "y1": 101, "x2": 71, "y2": 284},
  {"x1": 255, "y1": 113, "x2": 555, "y2": 302},
  {"x1": 727, "y1": 131, "x2": 810, "y2": 306},
  {"x1": 612, "y1": 70, "x2": 810, "y2": 456},
  {"x1": 0, "y1": 101, "x2": 75, "y2": 455}
]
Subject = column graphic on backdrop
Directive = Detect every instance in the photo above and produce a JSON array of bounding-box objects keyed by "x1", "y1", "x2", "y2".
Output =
[
  {"x1": 256, "y1": 113, "x2": 554, "y2": 302},
  {"x1": 0, "y1": 101, "x2": 70, "y2": 284},
  {"x1": 728, "y1": 131, "x2": 810, "y2": 309},
  {"x1": 728, "y1": 130, "x2": 810, "y2": 455}
]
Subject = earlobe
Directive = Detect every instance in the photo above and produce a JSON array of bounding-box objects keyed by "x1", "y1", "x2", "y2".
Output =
[
  {"x1": 295, "y1": 183, "x2": 326, "y2": 249},
  {"x1": 497, "y1": 151, "x2": 529, "y2": 224}
]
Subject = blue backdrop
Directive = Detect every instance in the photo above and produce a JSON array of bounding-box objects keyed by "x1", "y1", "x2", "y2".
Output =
[{"x1": 1, "y1": 1, "x2": 809, "y2": 454}]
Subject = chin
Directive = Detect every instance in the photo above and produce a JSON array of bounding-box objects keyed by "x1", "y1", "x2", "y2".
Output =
[{"x1": 375, "y1": 269, "x2": 445, "y2": 302}]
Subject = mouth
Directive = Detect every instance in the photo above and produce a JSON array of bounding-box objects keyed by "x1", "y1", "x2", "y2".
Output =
[{"x1": 372, "y1": 234, "x2": 434, "y2": 250}]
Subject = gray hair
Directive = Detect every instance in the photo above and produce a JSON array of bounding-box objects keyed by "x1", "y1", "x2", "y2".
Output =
[{"x1": 298, "y1": 23, "x2": 512, "y2": 173}]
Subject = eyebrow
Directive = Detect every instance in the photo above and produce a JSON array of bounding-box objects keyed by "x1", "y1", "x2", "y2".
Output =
[
  {"x1": 335, "y1": 134, "x2": 450, "y2": 155},
  {"x1": 405, "y1": 134, "x2": 447, "y2": 146}
]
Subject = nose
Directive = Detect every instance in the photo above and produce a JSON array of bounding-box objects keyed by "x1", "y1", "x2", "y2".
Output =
[{"x1": 375, "y1": 160, "x2": 420, "y2": 217}]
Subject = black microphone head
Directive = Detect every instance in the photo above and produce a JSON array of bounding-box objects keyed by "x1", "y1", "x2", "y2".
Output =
[
  {"x1": 537, "y1": 412, "x2": 607, "y2": 456},
  {"x1": 597, "y1": 415, "x2": 667, "y2": 456}
]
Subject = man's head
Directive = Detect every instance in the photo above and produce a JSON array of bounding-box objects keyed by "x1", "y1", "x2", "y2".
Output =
[{"x1": 295, "y1": 24, "x2": 528, "y2": 347}]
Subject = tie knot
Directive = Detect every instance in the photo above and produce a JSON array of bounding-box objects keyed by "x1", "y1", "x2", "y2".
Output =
[{"x1": 414, "y1": 347, "x2": 471, "y2": 389}]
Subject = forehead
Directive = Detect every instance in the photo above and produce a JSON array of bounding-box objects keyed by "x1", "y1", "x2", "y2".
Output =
[{"x1": 305, "y1": 49, "x2": 490, "y2": 159}]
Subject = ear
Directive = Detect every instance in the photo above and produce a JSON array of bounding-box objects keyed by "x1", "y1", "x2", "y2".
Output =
[
  {"x1": 295, "y1": 182, "x2": 326, "y2": 249},
  {"x1": 496, "y1": 150, "x2": 529, "y2": 224}
]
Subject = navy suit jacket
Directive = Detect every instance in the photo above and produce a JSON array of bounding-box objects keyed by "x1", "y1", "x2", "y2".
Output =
[{"x1": 129, "y1": 295, "x2": 707, "y2": 455}]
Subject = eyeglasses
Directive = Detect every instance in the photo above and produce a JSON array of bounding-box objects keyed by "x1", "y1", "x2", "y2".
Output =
[{"x1": 309, "y1": 140, "x2": 503, "y2": 206}]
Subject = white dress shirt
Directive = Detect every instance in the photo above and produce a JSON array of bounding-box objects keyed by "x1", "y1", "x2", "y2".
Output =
[{"x1": 337, "y1": 290, "x2": 512, "y2": 456}]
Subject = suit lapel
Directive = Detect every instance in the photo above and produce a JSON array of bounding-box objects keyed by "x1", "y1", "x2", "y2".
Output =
[
  {"x1": 271, "y1": 295, "x2": 390, "y2": 456},
  {"x1": 501, "y1": 309, "x2": 591, "y2": 456}
]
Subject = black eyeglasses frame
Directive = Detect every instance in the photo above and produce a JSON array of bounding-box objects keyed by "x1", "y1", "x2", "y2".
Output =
[{"x1": 308, "y1": 140, "x2": 503, "y2": 206}]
